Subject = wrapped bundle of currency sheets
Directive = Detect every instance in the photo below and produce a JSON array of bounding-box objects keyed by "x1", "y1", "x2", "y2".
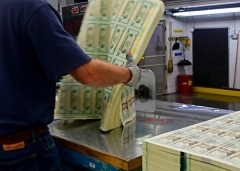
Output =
[
  {"x1": 142, "y1": 110, "x2": 240, "y2": 171},
  {"x1": 55, "y1": 0, "x2": 165, "y2": 131}
]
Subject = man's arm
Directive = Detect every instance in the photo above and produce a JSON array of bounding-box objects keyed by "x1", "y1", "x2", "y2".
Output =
[{"x1": 69, "y1": 59, "x2": 132, "y2": 87}]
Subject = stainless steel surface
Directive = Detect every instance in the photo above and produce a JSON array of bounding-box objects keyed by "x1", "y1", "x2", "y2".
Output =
[
  {"x1": 49, "y1": 119, "x2": 140, "y2": 160},
  {"x1": 49, "y1": 100, "x2": 233, "y2": 170},
  {"x1": 157, "y1": 93, "x2": 240, "y2": 111}
]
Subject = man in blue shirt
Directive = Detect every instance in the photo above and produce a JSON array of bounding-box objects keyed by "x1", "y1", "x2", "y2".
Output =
[{"x1": 0, "y1": 0, "x2": 141, "y2": 170}]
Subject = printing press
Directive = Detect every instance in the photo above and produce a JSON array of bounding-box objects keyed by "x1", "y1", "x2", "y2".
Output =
[{"x1": 48, "y1": 2, "x2": 234, "y2": 170}]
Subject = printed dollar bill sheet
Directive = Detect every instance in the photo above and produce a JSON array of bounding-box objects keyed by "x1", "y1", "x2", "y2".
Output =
[
  {"x1": 55, "y1": 75, "x2": 104, "y2": 119},
  {"x1": 143, "y1": 110, "x2": 240, "y2": 171},
  {"x1": 55, "y1": 0, "x2": 165, "y2": 131}
]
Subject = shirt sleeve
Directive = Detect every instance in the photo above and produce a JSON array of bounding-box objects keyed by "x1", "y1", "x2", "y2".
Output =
[{"x1": 26, "y1": 4, "x2": 91, "y2": 79}]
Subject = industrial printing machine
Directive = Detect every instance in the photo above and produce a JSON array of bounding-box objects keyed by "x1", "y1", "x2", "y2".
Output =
[{"x1": 49, "y1": 2, "x2": 234, "y2": 170}]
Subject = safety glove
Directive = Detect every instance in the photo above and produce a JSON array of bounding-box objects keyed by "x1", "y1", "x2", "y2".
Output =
[{"x1": 125, "y1": 51, "x2": 141, "y2": 87}]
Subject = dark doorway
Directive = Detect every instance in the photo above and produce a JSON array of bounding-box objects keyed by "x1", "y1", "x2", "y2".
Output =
[{"x1": 193, "y1": 28, "x2": 229, "y2": 88}]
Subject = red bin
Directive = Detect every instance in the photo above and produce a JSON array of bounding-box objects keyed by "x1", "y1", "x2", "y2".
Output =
[{"x1": 177, "y1": 74, "x2": 193, "y2": 94}]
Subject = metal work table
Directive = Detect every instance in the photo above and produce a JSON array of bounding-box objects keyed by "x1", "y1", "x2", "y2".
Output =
[{"x1": 49, "y1": 99, "x2": 233, "y2": 171}]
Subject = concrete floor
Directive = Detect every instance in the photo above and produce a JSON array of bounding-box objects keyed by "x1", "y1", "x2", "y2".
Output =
[{"x1": 157, "y1": 92, "x2": 240, "y2": 111}]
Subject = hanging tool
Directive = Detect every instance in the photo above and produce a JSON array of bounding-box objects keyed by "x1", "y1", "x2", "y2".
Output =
[
  {"x1": 183, "y1": 38, "x2": 191, "y2": 47},
  {"x1": 233, "y1": 33, "x2": 239, "y2": 88},
  {"x1": 177, "y1": 40, "x2": 191, "y2": 66},
  {"x1": 168, "y1": 22, "x2": 173, "y2": 73},
  {"x1": 172, "y1": 38, "x2": 180, "y2": 50}
]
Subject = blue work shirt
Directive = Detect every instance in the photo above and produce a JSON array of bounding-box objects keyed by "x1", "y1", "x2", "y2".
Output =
[{"x1": 0, "y1": 0, "x2": 91, "y2": 135}]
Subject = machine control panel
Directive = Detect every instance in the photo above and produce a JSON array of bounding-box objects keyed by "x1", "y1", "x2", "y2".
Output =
[{"x1": 62, "y1": 2, "x2": 88, "y2": 36}]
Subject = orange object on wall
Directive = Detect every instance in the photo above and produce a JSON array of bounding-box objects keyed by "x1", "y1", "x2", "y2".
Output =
[{"x1": 177, "y1": 74, "x2": 193, "y2": 94}]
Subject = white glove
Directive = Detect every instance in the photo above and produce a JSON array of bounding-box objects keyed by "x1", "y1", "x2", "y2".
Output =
[{"x1": 125, "y1": 53, "x2": 141, "y2": 87}]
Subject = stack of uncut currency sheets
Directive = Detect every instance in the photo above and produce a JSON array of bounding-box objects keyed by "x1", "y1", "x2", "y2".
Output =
[
  {"x1": 143, "y1": 111, "x2": 240, "y2": 171},
  {"x1": 55, "y1": 0, "x2": 165, "y2": 131}
]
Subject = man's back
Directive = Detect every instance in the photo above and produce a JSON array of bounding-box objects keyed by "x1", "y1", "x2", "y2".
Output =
[{"x1": 0, "y1": 0, "x2": 90, "y2": 135}]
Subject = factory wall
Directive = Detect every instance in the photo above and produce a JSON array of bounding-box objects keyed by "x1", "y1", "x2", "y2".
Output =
[
  {"x1": 162, "y1": 15, "x2": 192, "y2": 94},
  {"x1": 162, "y1": 14, "x2": 240, "y2": 94}
]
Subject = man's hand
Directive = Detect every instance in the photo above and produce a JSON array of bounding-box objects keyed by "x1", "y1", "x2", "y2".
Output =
[{"x1": 125, "y1": 51, "x2": 141, "y2": 87}]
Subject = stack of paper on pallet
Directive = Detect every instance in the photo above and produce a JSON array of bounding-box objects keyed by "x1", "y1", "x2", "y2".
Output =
[
  {"x1": 143, "y1": 111, "x2": 240, "y2": 171},
  {"x1": 55, "y1": 0, "x2": 165, "y2": 131}
]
